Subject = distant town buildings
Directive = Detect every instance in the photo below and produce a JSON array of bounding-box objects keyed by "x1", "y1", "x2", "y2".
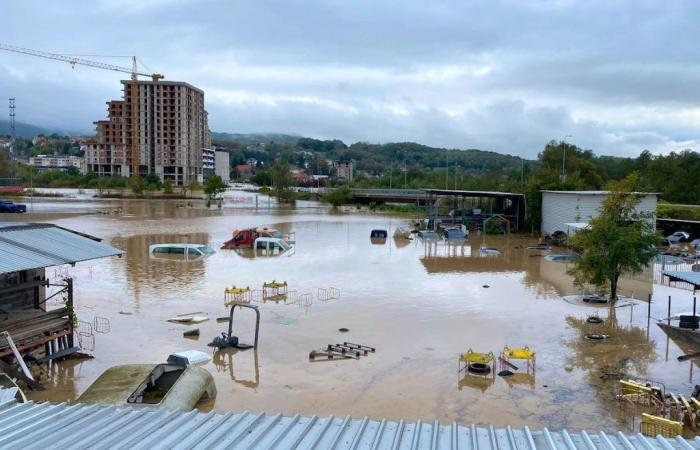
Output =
[
  {"x1": 236, "y1": 164, "x2": 255, "y2": 181},
  {"x1": 335, "y1": 160, "x2": 354, "y2": 182},
  {"x1": 29, "y1": 154, "x2": 85, "y2": 173},
  {"x1": 84, "y1": 80, "x2": 211, "y2": 186}
]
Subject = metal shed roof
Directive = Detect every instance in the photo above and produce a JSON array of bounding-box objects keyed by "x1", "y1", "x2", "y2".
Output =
[
  {"x1": 664, "y1": 271, "x2": 700, "y2": 289},
  {"x1": 541, "y1": 190, "x2": 660, "y2": 195},
  {"x1": 423, "y1": 189, "x2": 525, "y2": 198},
  {"x1": 0, "y1": 397, "x2": 697, "y2": 449},
  {"x1": 0, "y1": 223, "x2": 122, "y2": 274}
]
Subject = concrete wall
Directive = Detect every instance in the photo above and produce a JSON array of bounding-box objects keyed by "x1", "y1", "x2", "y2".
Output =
[
  {"x1": 215, "y1": 150, "x2": 230, "y2": 183},
  {"x1": 541, "y1": 191, "x2": 657, "y2": 236}
]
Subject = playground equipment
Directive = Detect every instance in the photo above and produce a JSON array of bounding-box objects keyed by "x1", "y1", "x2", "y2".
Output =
[
  {"x1": 500, "y1": 346, "x2": 535, "y2": 374},
  {"x1": 263, "y1": 281, "x2": 288, "y2": 302},
  {"x1": 458, "y1": 349, "x2": 495, "y2": 378},
  {"x1": 318, "y1": 287, "x2": 341, "y2": 301},
  {"x1": 224, "y1": 286, "x2": 252, "y2": 306},
  {"x1": 640, "y1": 413, "x2": 683, "y2": 438},
  {"x1": 614, "y1": 376, "x2": 700, "y2": 436}
]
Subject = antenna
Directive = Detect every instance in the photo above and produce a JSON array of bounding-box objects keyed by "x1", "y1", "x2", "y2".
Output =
[{"x1": 8, "y1": 98, "x2": 15, "y2": 158}]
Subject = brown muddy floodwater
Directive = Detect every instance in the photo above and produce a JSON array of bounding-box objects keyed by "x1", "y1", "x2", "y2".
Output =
[{"x1": 8, "y1": 190, "x2": 700, "y2": 434}]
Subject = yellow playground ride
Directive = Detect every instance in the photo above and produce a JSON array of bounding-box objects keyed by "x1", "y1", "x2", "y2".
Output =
[
  {"x1": 224, "y1": 286, "x2": 252, "y2": 306},
  {"x1": 458, "y1": 349, "x2": 495, "y2": 378},
  {"x1": 262, "y1": 280, "x2": 288, "y2": 302},
  {"x1": 616, "y1": 377, "x2": 700, "y2": 437},
  {"x1": 500, "y1": 345, "x2": 536, "y2": 374}
]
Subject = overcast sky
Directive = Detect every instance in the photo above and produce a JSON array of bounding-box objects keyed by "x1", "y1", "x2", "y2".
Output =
[{"x1": 3, "y1": 0, "x2": 700, "y2": 158}]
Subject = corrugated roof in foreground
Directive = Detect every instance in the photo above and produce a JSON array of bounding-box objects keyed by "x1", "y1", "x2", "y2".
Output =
[
  {"x1": 0, "y1": 222, "x2": 123, "y2": 274},
  {"x1": 0, "y1": 397, "x2": 698, "y2": 449}
]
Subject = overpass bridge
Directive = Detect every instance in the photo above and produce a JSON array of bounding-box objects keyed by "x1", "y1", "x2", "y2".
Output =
[{"x1": 306, "y1": 188, "x2": 527, "y2": 231}]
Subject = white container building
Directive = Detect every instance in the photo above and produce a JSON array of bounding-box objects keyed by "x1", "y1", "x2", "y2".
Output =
[{"x1": 540, "y1": 190, "x2": 658, "y2": 236}]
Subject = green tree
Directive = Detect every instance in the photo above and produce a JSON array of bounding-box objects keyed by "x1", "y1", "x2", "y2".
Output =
[
  {"x1": 204, "y1": 175, "x2": 227, "y2": 199},
  {"x1": 163, "y1": 180, "x2": 174, "y2": 194},
  {"x1": 129, "y1": 175, "x2": 145, "y2": 195},
  {"x1": 568, "y1": 174, "x2": 660, "y2": 302},
  {"x1": 182, "y1": 180, "x2": 202, "y2": 197},
  {"x1": 271, "y1": 161, "x2": 294, "y2": 202},
  {"x1": 325, "y1": 186, "x2": 354, "y2": 207}
]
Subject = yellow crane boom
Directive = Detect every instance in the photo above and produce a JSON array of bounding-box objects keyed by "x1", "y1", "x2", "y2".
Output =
[{"x1": 0, "y1": 43, "x2": 164, "y2": 178}]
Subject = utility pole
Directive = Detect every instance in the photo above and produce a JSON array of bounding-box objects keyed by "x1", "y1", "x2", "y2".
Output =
[
  {"x1": 561, "y1": 134, "x2": 572, "y2": 182},
  {"x1": 445, "y1": 150, "x2": 449, "y2": 189},
  {"x1": 404, "y1": 158, "x2": 407, "y2": 189},
  {"x1": 8, "y1": 98, "x2": 15, "y2": 159},
  {"x1": 389, "y1": 158, "x2": 393, "y2": 189}
]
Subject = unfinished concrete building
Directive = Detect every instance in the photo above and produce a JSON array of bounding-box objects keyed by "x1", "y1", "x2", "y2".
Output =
[{"x1": 85, "y1": 80, "x2": 211, "y2": 186}]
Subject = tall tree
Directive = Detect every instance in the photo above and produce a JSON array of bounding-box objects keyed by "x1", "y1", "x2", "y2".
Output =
[{"x1": 568, "y1": 174, "x2": 660, "y2": 302}]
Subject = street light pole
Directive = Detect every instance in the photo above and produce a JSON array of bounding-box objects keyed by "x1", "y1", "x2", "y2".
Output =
[{"x1": 561, "y1": 134, "x2": 572, "y2": 182}]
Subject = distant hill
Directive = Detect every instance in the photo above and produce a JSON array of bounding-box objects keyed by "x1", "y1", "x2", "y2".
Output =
[
  {"x1": 211, "y1": 132, "x2": 300, "y2": 146},
  {"x1": 0, "y1": 120, "x2": 83, "y2": 138}
]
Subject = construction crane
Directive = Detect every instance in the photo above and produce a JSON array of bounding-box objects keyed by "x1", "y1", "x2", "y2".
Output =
[{"x1": 0, "y1": 43, "x2": 164, "y2": 178}]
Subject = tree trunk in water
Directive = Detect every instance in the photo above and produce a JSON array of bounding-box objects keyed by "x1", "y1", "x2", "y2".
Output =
[{"x1": 610, "y1": 276, "x2": 618, "y2": 304}]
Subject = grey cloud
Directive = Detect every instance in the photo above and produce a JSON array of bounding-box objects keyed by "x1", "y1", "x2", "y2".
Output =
[{"x1": 3, "y1": 0, "x2": 700, "y2": 158}]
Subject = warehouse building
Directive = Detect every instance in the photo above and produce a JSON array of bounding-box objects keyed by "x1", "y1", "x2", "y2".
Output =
[{"x1": 540, "y1": 190, "x2": 658, "y2": 236}]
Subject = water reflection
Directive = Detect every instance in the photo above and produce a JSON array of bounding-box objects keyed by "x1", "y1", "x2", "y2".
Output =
[
  {"x1": 111, "y1": 232, "x2": 210, "y2": 302},
  {"x1": 212, "y1": 349, "x2": 260, "y2": 389},
  {"x1": 564, "y1": 306, "x2": 657, "y2": 429}
]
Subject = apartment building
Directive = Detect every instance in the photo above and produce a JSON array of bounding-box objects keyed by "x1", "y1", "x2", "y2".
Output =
[
  {"x1": 335, "y1": 160, "x2": 354, "y2": 181},
  {"x1": 84, "y1": 80, "x2": 211, "y2": 186},
  {"x1": 29, "y1": 155, "x2": 85, "y2": 173}
]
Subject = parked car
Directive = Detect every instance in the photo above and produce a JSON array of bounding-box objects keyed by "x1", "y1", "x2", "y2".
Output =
[
  {"x1": 667, "y1": 231, "x2": 692, "y2": 244},
  {"x1": 443, "y1": 227, "x2": 467, "y2": 240},
  {"x1": 0, "y1": 200, "x2": 26, "y2": 213}
]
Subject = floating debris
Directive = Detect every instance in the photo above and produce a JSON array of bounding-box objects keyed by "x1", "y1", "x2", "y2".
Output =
[
  {"x1": 585, "y1": 334, "x2": 608, "y2": 340},
  {"x1": 586, "y1": 316, "x2": 604, "y2": 324},
  {"x1": 338, "y1": 328, "x2": 349, "y2": 333},
  {"x1": 183, "y1": 329, "x2": 200, "y2": 337},
  {"x1": 167, "y1": 313, "x2": 209, "y2": 324},
  {"x1": 309, "y1": 342, "x2": 375, "y2": 361},
  {"x1": 498, "y1": 370, "x2": 514, "y2": 377}
]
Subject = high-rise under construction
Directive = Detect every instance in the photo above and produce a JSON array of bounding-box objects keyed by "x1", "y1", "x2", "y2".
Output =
[{"x1": 85, "y1": 80, "x2": 211, "y2": 186}]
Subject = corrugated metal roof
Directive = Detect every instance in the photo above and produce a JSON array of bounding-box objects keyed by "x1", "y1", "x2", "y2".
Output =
[
  {"x1": 0, "y1": 396, "x2": 697, "y2": 449},
  {"x1": 0, "y1": 223, "x2": 123, "y2": 274},
  {"x1": 541, "y1": 190, "x2": 660, "y2": 195},
  {"x1": 664, "y1": 271, "x2": 700, "y2": 289}
]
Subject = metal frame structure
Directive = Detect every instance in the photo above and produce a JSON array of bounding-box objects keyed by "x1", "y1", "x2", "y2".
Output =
[
  {"x1": 424, "y1": 189, "x2": 526, "y2": 232},
  {"x1": 227, "y1": 303, "x2": 260, "y2": 349}
]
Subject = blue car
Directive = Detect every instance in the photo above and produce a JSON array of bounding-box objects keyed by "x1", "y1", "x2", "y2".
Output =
[{"x1": 0, "y1": 200, "x2": 27, "y2": 213}]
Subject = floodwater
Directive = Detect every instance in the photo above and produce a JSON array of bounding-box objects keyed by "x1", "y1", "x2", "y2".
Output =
[{"x1": 7, "y1": 189, "x2": 700, "y2": 433}]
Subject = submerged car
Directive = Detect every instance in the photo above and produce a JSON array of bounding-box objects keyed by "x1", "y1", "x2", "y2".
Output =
[
  {"x1": 443, "y1": 227, "x2": 467, "y2": 240},
  {"x1": 149, "y1": 243, "x2": 216, "y2": 259},
  {"x1": 417, "y1": 230, "x2": 439, "y2": 240},
  {"x1": 544, "y1": 253, "x2": 580, "y2": 262},
  {"x1": 253, "y1": 237, "x2": 293, "y2": 256},
  {"x1": 667, "y1": 231, "x2": 692, "y2": 244}
]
